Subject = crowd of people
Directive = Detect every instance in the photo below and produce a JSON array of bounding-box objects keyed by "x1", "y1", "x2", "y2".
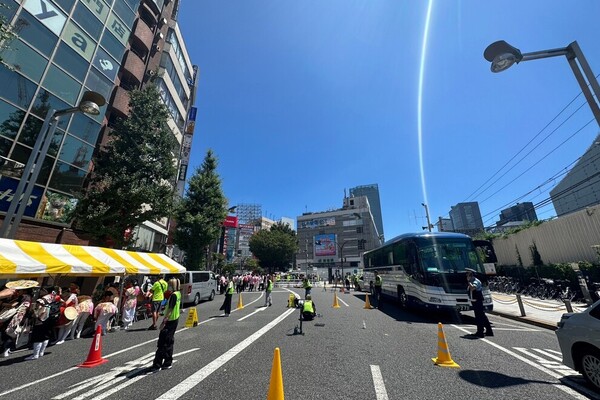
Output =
[{"x1": 0, "y1": 277, "x2": 169, "y2": 361}]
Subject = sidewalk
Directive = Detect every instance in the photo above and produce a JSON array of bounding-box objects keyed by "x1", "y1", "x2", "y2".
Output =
[{"x1": 490, "y1": 292, "x2": 590, "y2": 330}]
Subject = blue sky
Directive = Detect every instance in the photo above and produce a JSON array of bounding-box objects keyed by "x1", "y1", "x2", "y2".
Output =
[{"x1": 178, "y1": 1, "x2": 600, "y2": 239}]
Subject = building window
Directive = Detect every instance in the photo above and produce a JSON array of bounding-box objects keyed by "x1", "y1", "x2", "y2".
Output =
[
  {"x1": 356, "y1": 226, "x2": 363, "y2": 234},
  {"x1": 358, "y1": 239, "x2": 365, "y2": 250}
]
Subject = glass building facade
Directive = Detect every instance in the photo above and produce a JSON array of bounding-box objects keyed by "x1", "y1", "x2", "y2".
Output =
[{"x1": 0, "y1": 0, "x2": 138, "y2": 224}]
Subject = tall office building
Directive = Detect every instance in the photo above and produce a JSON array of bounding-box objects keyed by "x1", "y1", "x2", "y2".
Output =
[
  {"x1": 0, "y1": 0, "x2": 196, "y2": 248},
  {"x1": 296, "y1": 194, "x2": 381, "y2": 281},
  {"x1": 449, "y1": 202, "x2": 484, "y2": 235},
  {"x1": 497, "y1": 202, "x2": 537, "y2": 226},
  {"x1": 550, "y1": 135, "x2": 600, "y2": 217},
  {"x1": 349, "y1": 184, "x2": 384, "y2": 240}
]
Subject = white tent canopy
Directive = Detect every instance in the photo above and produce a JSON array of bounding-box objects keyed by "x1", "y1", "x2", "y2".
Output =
[{"x1": 0, "y1": 238, "x2": 186, "y2": 277}]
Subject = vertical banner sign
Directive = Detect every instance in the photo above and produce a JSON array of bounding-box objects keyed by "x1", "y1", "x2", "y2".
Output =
[{"x1": 179, "y1": 106, "x2": 197, "y2": 182}]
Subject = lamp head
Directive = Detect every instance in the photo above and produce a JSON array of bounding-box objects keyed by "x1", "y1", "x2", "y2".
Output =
[
  {"x1": 484, "y1": 40, "x2": 523, "y2": 73},
  {"x1": 78, "y1": 91, "x2": 106, "y2": 115}
]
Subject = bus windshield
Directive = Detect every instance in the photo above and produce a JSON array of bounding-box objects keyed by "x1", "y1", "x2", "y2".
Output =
[{"x1": 418, "y1": 240, "x2": 483, "y2": 274}]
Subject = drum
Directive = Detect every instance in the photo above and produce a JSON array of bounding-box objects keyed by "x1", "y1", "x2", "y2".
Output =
[{"x1": 64, "y1": 306, "x2": 78, "y2": 321}]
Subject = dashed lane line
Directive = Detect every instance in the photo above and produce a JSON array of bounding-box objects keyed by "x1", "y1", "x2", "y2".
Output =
[{"x1": 370, "y1": 365, "x2": 389, "y2": 400}]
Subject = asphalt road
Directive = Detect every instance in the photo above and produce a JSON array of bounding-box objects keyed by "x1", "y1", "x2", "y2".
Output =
[{"x1": 0, "y1": 287, "x2": 598, "y2": 400}]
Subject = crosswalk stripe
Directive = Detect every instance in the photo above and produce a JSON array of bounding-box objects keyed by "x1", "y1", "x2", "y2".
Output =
[{"x1": 532, "y1": 348, "x2": 563, "y2": 362}]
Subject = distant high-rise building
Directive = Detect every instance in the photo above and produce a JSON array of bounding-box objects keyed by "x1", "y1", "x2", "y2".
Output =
[
  {"x1": 497, "y1": 203, "x2": 537, "y2": 226},
  {"x1": 449, "y1": 202, "x2": 484, "y2": 234},
  {"x1": 550, "y1": 135, "x2": 600, "y2": 216},
  {"x1": 349, "y1": 184, "x2": 383, "y2": 239},
  {"x1": 437, "y1": 218, "x2": 454, "y2": 232}
]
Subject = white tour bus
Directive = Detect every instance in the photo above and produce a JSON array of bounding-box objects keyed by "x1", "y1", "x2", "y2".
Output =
[{"x1": 362, "y1": 232, "x2": 493, "y2": 312}]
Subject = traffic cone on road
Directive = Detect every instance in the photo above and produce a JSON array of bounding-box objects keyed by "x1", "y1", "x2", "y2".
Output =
[
  {"x1": 332, "y1": 292, "x2": 340, "y2": 308},
  {"x1": 78, "y1": 325, "x2": 109, "y2": 368},
  {"x1": 364, "y1": 294, "x2": 373, "y2": 309},
  {"x1": 287, "y1": 293, "x2": 295, "y2": 308},
  {"x1": 267, "y1": 347, "x2": 285, "y2": 400},
  {"x1": 431, "y1": 322, "x2": 460, "y2": 368},
  {"x1": 237, "y1": 293, "x2": 244, "y2": 309}
]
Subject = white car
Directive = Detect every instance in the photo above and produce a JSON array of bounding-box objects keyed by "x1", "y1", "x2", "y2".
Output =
[{"x1": 556, "y1": 299, "x2": 600, "y2": 392}]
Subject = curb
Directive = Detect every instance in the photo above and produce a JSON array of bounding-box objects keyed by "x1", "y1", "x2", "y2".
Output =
[{"x1": 489, "y1": 310, "x2": 558, "y2": 331}]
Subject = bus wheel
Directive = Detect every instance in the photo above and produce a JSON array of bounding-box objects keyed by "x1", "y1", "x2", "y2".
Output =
[{"x1": 398, "y1": 286, "x2": 408, "y2": 309}]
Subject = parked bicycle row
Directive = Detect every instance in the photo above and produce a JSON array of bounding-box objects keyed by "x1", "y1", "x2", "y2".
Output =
[{"x1": 488, "y1": 275, "x2": 600, "y2": 303}]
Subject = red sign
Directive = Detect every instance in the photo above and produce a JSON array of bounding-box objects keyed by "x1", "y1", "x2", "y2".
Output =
[{"x1": 223, "y1": 216, "x2": 238, "y2": 228}]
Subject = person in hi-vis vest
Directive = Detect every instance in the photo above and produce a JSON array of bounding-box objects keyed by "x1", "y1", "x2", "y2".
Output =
[
  {"x1": 301, "y1": 294, "x2": 316, "y2": 321},
  {"x1": 150, "y1": 278, "x2": 181, "y2": 372}
]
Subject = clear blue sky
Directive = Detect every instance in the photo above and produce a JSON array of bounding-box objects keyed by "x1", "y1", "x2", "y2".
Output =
[{"x1": 178, "y1": 1, "x2": 600, "y2": 239}]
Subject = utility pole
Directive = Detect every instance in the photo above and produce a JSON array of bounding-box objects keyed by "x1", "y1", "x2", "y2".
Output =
[{"x1": 421, "y1": 203, "x2": 433, "y2": 232}]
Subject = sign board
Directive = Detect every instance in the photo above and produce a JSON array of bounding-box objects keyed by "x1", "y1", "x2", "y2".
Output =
[{"x1": 24, "y1": 0, "x2": 67, "y2": 36}]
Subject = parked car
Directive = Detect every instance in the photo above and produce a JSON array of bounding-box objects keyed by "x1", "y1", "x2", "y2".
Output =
[
  {"x1": 556, "y1": 299, "x2": 600, "y2": 392},
  {"x1": 165, "y1": 271, "x2": 217, "y2": 305}
]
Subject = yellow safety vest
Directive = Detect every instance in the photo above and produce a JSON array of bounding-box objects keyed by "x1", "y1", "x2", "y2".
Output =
[{"x1": 302, "y1": 300, "x2": 314, "y2": 314}]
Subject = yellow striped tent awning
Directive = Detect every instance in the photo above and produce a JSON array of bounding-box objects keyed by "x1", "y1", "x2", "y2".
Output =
[{"x1": 0, "y1": 239, "x2": 186, "y2": 276}]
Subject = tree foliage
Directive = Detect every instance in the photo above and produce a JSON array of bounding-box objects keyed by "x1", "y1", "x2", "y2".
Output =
[
  {"x1": 174, "y1": 150, "x2": 227, "y2": 270},
  {"x1": 0, "y1": 8, "x2": 15, "y2": 63},
  {"x1": 73, "y1": 85, "x2": 178, "y2": 248},
  {"x1": 249, "y1": 223, "x2": 298, "y2": 273}
]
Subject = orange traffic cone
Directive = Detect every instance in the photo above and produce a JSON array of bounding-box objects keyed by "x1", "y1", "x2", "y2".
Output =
[
  {"x1": 431, "y1": 322, "x2": 460, "y2": 368},
  {"x1": 78, "y1": 325, "x2": 109, "y2": 368},
  {"x1": 267, "y1": 347, "x2": 284, "y2": 400},
  {"x1": 364, "y1": 293, "x2": 372, "y2": 309},
  {"x1": 332, "y1": 292, "x2": 340, "y2": 308},
  {"x1": 237, "y1": 293, "x2": 244, "y2": 309}
]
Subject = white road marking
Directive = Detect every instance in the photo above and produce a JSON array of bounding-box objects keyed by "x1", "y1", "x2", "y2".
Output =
[
  {"x1": 545, "y1": 348, "x2": 564, "y2": 356},
  {"x1": 336, "y1": 296, "x2": 350, "y2": 307},
  {"x1": 532, "y1": 348, "x2": 564, "y2": 362},
  {"x1": 451, "y1": 325, "x2": 590, "y2": 400},
  {"x1": 87, "y1": 349, "x2": 199, "y2": 400},
  {"x1": 370, "y1": 365, "x2": 389, "y2": 400},
  {"x1": 0, "y1": 310, "x2": 221, "y2": 397},
  {"x1": 237, "y1": 307, "x2": 266, "y2": 321},
  {"x1": 513, "y1": 348, "x2": 578, "y2": 376},
  {"x1": 157, "y1": 308, "x2": 296, "y2": 400}
]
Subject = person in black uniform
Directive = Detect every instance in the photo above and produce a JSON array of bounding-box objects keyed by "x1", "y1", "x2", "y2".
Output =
[{"x1": 466, "y1": 268, "x2": 493, "y2": 338}]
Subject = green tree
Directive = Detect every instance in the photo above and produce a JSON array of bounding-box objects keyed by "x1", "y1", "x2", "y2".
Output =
[
  {"x1": 73, "y1": 85, "x2": 178, "y2": 248},
  {"x1": 174, "y1": 150, "x2": 227, "y2": 270},
  {"x1": 0, "y1": 8, "x2": 15, "y2": 63},
  {"x1": 249, "y1": 223, "x2": 298, "y2": 273}
]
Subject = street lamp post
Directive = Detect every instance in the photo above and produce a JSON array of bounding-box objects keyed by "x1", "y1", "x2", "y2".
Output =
[
  {"x1": 483, "y1": 40, "x2": 600, "y2": 127},
  {"x1": 421, "y1": 203, "x2": 433, "y2": 232},
  {"x1": 0, "y1": 91, "x2": 105, "y2": 239}
]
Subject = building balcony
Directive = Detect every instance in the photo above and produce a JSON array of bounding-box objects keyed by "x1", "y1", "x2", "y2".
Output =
[
  {"x1": 122, "y1": 50, "x2": 145, "y2": 86},
  {"x1": 132, "y1": 18, "x2": 154, "y2": 53},
  {"x1": 141, "y1": 0, "x2": 160, "y2": 22},
  {"x1": 111, "y1": 87, "x2": 130, "y2": 118}
]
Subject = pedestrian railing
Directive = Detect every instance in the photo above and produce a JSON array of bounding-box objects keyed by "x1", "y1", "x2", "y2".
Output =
[{"x1": 491, "y1": 292, "x2": 588, "y2": 318}]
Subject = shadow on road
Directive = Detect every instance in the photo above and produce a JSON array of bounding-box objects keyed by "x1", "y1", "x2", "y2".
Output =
[
  {"x1": 459, "y1": 369, "x2": 553, "y2": 388},
  {"x1": 350, "y1": 292, "x2": 464, "y2": 325}
]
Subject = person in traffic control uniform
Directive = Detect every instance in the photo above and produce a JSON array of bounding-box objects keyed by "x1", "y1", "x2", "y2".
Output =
[{"x1": 301, "y1": 294, "x2": 316, "y2": 321}]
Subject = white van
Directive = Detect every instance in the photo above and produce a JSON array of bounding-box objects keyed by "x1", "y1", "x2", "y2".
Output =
[{"x1": 165, "y1": 271, "x2": 217, "y2": 305}]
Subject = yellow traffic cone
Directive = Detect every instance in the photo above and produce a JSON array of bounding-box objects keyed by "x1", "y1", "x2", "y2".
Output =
[
  {"x1": 267, "y1": 347, "x2": 285, "y2": 400},
  {"x1": 431, "y1": 322, "x2": 460, "y2": 368},
  {"x1": 332, "y1": 292, "x2": 340, "y2": 308},
  {"x1": 237, "y1": 293, "x2": 244, "y2": 309},
  {"x1": 364, "y1": 293, "x2": 372, "y2": 309}
]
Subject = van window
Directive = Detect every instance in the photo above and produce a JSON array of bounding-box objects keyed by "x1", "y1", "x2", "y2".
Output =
[
  {"x1": 166, "y1": 273, "x2": 188, "y2": 284},
  {"x1": 193, "y1": 272, "x2": 209, "y2": 283}
]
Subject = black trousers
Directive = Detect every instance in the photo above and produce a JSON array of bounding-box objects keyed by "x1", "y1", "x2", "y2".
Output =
[
  {"x1": 374, "y1": 287, "x2": 382, "y2": 308},
  {"x1": 152, "y1": 319, "x2": 178, "y2": 368},
  {"x1": 221, "y1": 293, "x2": 233, "y2": 314},
  {"x1": 473, "y1": 300, "x2": 492, "y2": 334}
]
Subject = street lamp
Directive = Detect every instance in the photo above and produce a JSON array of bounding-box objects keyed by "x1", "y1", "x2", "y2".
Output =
[
  {"x1": 0, "y1": 91, "x2": 106, "y2": 239},
  {"x1": 483, "y1": 40, "x2": 600, "y2": 126},
  {"x1": 421, "y1": 203, "x2": 433, "y2": 232}
]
